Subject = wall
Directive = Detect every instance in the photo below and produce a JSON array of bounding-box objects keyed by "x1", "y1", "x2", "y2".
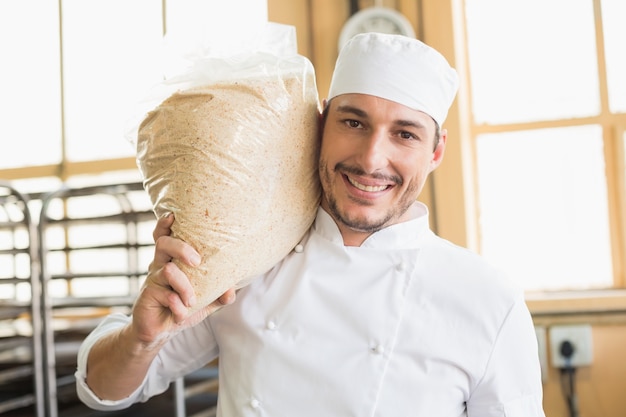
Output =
[
  {"x1": 266, "y1": 1, "x2": 626, "y2": 416},
  {"x1": 535, "y1": 315, "x2": 626, "y2": 417}
]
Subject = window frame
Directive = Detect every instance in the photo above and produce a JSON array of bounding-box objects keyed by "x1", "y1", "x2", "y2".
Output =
[
  {"x1": 453, "y1": 0, "x2": 626, "y2": 294},
  {"x1": 414, "y1": 0, "x2": 626, "y2": 307}
]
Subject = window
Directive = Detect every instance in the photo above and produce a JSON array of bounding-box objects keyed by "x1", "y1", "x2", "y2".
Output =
[
  {"x1": 62, "y1": 0, "x2": 164, "y2": 162},
  {"x1": 475, "y1": 126, "x2": 612, "y2": 291},
  {"x1": 0, "y1": 0, "x2": 62, "y2": 169},
  {"x1": 0, "y1": 0, "x2": 273, "y2": 296},
  {"x1": 1, "y1": 0, "x2": 270, "y2": 191},
  {"x1": 603, "y1": 0, "x2": 626, "y2": 113},
  {"x1": 0, "y1": 0, "x2": 163, "y2": 176},
  {"x1": 464, "y1": 0, "x2": 626, "y2": 291}
]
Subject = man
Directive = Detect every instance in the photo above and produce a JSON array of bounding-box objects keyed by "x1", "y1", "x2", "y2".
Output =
[{"x1": 76, "y1": 33, "x2": 545, "y2": 416}]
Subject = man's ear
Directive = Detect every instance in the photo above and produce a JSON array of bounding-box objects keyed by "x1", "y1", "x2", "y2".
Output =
[{"x1": 430, "y1": 129, "x2": 447, "y2": 171}]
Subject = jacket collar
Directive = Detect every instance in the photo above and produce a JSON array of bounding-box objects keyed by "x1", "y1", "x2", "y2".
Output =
[{"x1": 313, "y1": 202, "x2": 432, "y2": 250}]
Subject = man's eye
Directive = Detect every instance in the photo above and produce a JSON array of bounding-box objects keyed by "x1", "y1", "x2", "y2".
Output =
[
  {"x1": 345, "y1": 119, "x2": 362, "y2": 128},
  {"x1": 400, "y1": 131, "x2": 417, "y2": 140}
]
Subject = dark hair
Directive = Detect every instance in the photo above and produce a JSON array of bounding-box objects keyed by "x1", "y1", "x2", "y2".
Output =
[{"x1": 432, "y1": 122, "x2": 441, "y2": 151}]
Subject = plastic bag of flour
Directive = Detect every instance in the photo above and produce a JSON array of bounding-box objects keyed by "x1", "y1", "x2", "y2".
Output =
[{"x1": 132, "y1": 23, "x2": 321, "y2": 311}]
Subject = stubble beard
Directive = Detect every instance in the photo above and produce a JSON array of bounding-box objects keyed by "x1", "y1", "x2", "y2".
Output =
[{"x1": 319, "y1": 159, "x2": 418, "y2": 234}]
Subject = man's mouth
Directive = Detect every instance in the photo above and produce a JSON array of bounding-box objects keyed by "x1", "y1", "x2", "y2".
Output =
[{"x1": 346, "y1": 175, "x2": 390, "y2": 192}]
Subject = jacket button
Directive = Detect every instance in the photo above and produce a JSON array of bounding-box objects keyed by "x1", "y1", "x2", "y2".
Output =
[
  {"x1": 250, "y1": 398, "x2": 260, "y2": 409},
  {"x1": 372, "y1": 344, "x2": 385, "y2": 355},
  {"x1": 294, "y1": 244, "x2": 304, "y2": 253}
]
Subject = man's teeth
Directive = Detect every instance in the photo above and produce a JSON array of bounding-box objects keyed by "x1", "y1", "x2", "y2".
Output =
[{"x1": 347, "y1": 176, "x2": 388, "y2": 192}]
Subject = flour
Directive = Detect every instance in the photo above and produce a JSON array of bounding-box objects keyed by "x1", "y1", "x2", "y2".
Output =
[{"x1": 136, "y1": 71, "x2": 320, "y2": 311}]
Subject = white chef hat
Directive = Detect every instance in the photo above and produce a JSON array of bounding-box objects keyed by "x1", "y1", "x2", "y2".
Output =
[{"x1": 327, "y1": 32, "x2": 459, "y2": 127}]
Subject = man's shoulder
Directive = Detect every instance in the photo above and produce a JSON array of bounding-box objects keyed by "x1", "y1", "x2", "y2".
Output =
[
  {"x1": 425, "y1": 233, "x2": 499, "y2": 271},
  {"x1": 419, "y1": 232, "x2": 521, "y2": 299}
]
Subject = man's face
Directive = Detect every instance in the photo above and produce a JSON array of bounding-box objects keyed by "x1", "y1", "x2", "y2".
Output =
[{"x1": 319, "y1": 93, "x2": 446, "y2": 245}]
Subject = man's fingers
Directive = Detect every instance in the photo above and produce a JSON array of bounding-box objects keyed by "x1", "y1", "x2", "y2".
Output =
[
  {"x1": 152, "y1": 235, "x2": 201, "y2": 269},
  {"x1": 218, "y1": 288, "x2": 237, "y2": 306},
  {"x1": 142, "y1": 283, "x2": 188, "y2": 321},
  {"x1": 152, "y1": 212, "x2": 174, "y2": 242},
  {"x1": 159, "y1": 262, "x2": 196, "y2": 308},
  {"x1": 183, "y1": 291, "x2": 235, "y2": 326},
  {"x1": 152, "y1": 213, "x2": 201, "y2": 267}
]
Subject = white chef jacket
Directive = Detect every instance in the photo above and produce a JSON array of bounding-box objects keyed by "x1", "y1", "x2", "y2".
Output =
[{"x1": 76, "y1": 203, "x2": 545, "y2": 417}]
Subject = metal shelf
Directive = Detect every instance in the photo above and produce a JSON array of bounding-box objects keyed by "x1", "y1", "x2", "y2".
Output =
[
  {"x1": 0, "y1": 183, "x2": 44, "y2": 417},
  {"x1": 0, "y1": 181, "x2": 219, "y2": 416},
  {"x1": 37, "y1": 183, "x2": 153, "y2": 417},
  {"x1": 36, "y1": 182, "x2": 218, "y2": 417}
]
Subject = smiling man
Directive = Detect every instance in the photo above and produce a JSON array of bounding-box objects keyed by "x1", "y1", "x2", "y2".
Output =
[
  {"x1": 319, "y1": 94, "x2": 445, "y2": 245},
  {"x1": 76, "y1": 33, "x2": 546, "y2": 416},
  {"x1": 318, "y1": 33, "x2": 456, "y2": 247}
]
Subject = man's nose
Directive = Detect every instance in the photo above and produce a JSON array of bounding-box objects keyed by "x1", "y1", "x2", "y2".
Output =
[{"x1": 356, "y1": 129, "x2": 389, "y2": 172}]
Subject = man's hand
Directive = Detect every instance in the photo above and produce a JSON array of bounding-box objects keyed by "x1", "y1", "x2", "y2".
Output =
[
  {"x1": 130, "y1": 213, "x2": 236, "y2": 348},
  {"x1": 84, "y1": 213, "x2": 235, "y2": 400}
]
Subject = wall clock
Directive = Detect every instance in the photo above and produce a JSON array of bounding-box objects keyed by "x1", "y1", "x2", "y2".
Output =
[{"x1": 338, "y1": 7, "x2": 416, "y2": 50}]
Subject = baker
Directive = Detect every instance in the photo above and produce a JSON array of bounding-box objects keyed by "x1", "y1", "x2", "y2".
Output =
[{"x1": 76, "y1": 32, "x2": 546, "y2": 416}]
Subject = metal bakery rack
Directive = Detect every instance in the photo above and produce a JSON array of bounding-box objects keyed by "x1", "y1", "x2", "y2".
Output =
[
  {"x1": 38, "y1": 182, "x2": 154, "y2": 416},
  {"x1": 0, "y1": 181, "x2": 219, "y2": 417},
  {"x1": 0, "y1": 183, "x2": 44, "y2": 417}
]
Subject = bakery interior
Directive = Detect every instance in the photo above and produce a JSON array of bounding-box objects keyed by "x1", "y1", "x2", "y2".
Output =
[{"x1": 1, "y1": 0, "x2": 625, "y2": 416}]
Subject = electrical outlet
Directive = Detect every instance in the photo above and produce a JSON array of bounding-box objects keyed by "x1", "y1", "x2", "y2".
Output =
[{"x1": 549, "y1": 324, "x2": 593, "y2": 368}]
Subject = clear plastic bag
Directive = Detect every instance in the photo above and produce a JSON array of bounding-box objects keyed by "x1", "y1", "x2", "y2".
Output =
[{"x1": 133, "y1": 23, "x2": 321, "y2": 310}]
